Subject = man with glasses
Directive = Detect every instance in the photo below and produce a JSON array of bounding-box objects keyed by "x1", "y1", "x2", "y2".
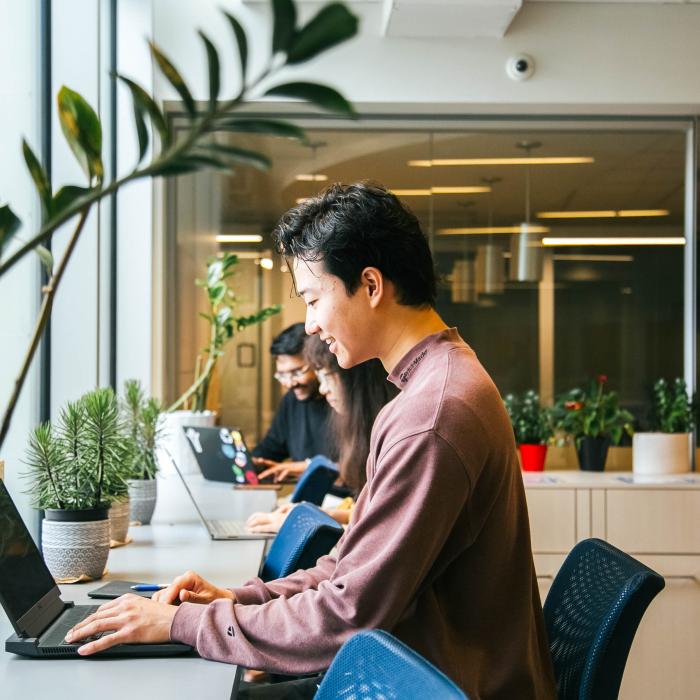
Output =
[{"x1": 251, "y1": 323, "x2": 333, "y2": 481}]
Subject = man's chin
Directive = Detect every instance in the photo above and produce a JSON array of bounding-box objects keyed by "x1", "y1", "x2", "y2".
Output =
[{"x1": 293, "y1": 388, "x2": 312, "y2": 401}]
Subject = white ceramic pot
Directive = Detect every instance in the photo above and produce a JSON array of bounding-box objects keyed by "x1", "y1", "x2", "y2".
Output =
[
  {"x1": 632, "y1": 432, "x2": 691, "y2": 475},
  {"x1": 158, "y1": 410, "x2": 216, "y2": 475},
  {"x1": 108, "y1": 499, "x2": 131, "y2": 543},
  {"x1": 42, "y1": 510, "x2": 110, "y2": 581},
  {"x1": 127, "y1": 478, "x2": 158, "y2": 524}
]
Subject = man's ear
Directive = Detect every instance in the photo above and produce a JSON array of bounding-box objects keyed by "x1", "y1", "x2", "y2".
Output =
[{"x1": 360, "y1": 267, "x2": 384, "y2": 308}]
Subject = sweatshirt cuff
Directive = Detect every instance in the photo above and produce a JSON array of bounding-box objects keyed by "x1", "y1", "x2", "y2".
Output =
[{"x1": 170, "y1": 602, "x2": 207, "y2": 646}]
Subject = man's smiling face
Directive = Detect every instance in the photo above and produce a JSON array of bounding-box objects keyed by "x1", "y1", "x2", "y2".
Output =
[{"x1": 294, "y1": 258, "x2": 375, "y2": 369}]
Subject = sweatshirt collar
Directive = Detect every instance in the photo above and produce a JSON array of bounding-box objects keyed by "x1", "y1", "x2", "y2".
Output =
[{"x1": 388, "y1": 327, "x2": 460, "y2": 390}]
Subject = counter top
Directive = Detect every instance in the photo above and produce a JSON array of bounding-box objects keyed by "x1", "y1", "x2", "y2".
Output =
[{"x1": 522, "y1": 470, "x2": 700, "y2": 489}]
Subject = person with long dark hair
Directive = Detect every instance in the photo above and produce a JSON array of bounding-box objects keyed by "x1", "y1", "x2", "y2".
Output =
[{"x1": 246, "y1": 335, "x2": 397, "y2": 532}]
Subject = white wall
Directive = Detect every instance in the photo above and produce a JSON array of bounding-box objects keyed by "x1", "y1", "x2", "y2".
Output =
[
  {"x1": 147, "y1": 1, "x2": 700, "y2": 112},
  {"x1": 0, "y1": 0, "x2": 41, "y2": 530},
  {"x1": 116, "y1": 0, "x2": 155, "y2": 395}
]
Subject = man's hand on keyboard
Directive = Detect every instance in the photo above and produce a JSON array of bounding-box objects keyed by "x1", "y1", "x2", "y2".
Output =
[{"x1": 64, "y1": 594, "x2": 177, "y2": 655}]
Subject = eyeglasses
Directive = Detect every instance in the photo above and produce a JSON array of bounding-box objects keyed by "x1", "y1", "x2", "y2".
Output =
[{"x1": 274, "y1": 364, "x2": 311, "y2": 384}]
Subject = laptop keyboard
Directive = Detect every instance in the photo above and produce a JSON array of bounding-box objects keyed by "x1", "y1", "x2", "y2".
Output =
[
  {"x1": 40, "y1": 604, "x2": 112, "y2": 647},
  {"x1": 207, "y1": 519, "x2": 247, "y2": 538}
]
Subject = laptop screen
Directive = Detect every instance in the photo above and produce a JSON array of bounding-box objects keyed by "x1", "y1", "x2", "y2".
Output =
[{"x1": 0, "y1": 480, "x2": 57, "y2": 625}]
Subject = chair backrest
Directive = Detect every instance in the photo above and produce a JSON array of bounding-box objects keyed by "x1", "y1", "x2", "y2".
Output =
[
  {"x1": 259, "y1": 502, "x2": 343, "y2": 582},
  {"x1": 543, "y1": 537, "x2": 665, "y2": 700},
  {"x1": 315, "y1": 629, "x2": 467, "y2": 699},
  {"x1": 290, "y1": 455, "x2": 339, "y2": 505}
]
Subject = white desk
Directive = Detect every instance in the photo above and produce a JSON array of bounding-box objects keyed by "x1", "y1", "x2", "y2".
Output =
[{"x1": 1, "y1": 474, "x2": 277, "y2": 699}]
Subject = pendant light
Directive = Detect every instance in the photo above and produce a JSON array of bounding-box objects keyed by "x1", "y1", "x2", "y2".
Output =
[
  {"x1": 510, "y1": 141, "x2": 544, "y2": 282},
  {"x1": 476, "y1": 176, "x2": 505, "y2": 296}
]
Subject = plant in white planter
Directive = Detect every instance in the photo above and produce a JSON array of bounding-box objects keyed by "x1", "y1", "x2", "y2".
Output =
[
  {"x1": 122, "y1": 379, "x2": 161, "y2": 524},
  {"x1": 160, "y1": 253, "x2": 281, "y2": 475},
  {"x1": 633, "y1": 378, "x2": 694, "y2": 475},
  {"x1": 24, "y1": 388, "x2": 129, "y2": 580}
]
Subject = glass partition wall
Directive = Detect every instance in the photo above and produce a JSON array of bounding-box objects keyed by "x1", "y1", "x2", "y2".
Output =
[{"x1": 163, "y1": 116, "x2": 694, "y2": 459}]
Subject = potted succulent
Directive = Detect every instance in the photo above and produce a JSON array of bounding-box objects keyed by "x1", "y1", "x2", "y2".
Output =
[
  {"x1": 122, "y1": 379, "x2": 161, "y2": 524},
  {"x1": 552, "y1": 375, "x2": 634, "y2": 471},
  {"x1": 160, "y1": 253, "x2": 280, "y2": 475},
  {"x1": 23, "y1": 388, "x2": 129, "y2": 580},
  {"x1": 503, "y1": 390, "x2": 553, "y2": 471},
  {"x1": 633, "y1": 378, "x2": 693, "y2": 475}
]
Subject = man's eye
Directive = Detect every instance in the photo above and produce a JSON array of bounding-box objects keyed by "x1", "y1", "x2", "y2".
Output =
[{"x1": 307, "y1": 299, "x2": 317, "y2": 308}]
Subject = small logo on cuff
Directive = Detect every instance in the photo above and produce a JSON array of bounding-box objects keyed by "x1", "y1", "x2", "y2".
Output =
[{"x1": 227, "y1": 626, "x2": 235, "y2": 637}]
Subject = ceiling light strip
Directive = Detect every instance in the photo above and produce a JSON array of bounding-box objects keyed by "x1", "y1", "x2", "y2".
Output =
[
  {"x1": 542, "y1": 237, "x2": 684, "y2": 246},
  {"x1": 409, "y1": 157, "x2": 594, "y2": 167},
  {"x1": 438, "y1": 225, "x2": 550, "y2": 235},
  {"x1": 216, "y1": 234, "x2": 263, "y2": 244},
  {"x1": 391, "y1": 186, "x2": 491, "y2": 196},
  {"x1": 537, "y1": 209, "x2": 669, "y2": 219}
]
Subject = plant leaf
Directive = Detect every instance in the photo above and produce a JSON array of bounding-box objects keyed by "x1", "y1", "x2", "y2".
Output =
[
  {"x1": 182, "y1": 153, "x2": 231, "y2": 171},
  {"x1": 198, "y1": 31, "x2": 220, "y2": 110},
  {"x1": 286, "y1": 3, "x2": 358, "y2": 65},
  {"x1": 264, "y1": 81, "x2": 355, "y2": 117},
  {"x1": 35, "y1": 244, "x2": 53, "y2": 275},
  {"x1": 151, "y1": 160, "x2": 202, "y2": 177},
  {"x1": 148, "y1": 41, "x2": 196, "y2": 117},
  {"x1": 22, "y1": 140, "x2": 52, "y2": 220},
  {"x1": 216, "y1": 117, "x2": 307, "y2": 143},
  {"x1": 0, "y1": 204, "x2": 21, "y2": 258},
  {"x1": 116, "y1": 74, "x2": 171, "y2": 147},
  {"x1": 200, "y1": 143, "x2": 271, "y2": 171},
  {"x1": 272, "y1": 0, "x2": 296, "y2": 54},
  {"x1": 131, "y1": 99, "x2": 149, "y2": 163},
  {"x1": 57, "y1": 86, "x2": 104, "y2": 182},
  {"x1": 222, "y1": 11, "x2": 248, "y2": 87},
  {"x1": 50, "y1": 185, "x2": 91, "y2": 219}
]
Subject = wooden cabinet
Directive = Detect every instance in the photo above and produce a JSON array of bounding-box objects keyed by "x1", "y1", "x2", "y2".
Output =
[{"x1": 524, "y1": 472, "x2": 700, "y2": 700}]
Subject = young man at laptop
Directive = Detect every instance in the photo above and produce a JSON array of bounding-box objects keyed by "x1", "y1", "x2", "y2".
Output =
[
  {"x1": 66, "y1": 183, "x2": 556, "y2": 699},
  {"x1": 251, "y1": 322, "x2": 335, "y2": 482}
]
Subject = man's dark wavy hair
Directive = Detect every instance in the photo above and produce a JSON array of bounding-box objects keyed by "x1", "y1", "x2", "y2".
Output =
[
  {"x1": 273, "y1": 181, "x2": 437, "y2": 308},
  {"x1": 269, "y1": 322, "x2": 307, "y2": 356}
]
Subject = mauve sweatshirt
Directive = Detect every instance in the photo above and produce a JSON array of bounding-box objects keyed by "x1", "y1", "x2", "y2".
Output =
[{"x1": 171, "y1": 328, "x2": 557, "y2": 699}]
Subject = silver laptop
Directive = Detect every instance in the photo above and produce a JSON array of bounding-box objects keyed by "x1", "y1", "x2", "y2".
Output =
[{"x1": 162, "y1": 449, "x2": 275, "y2": 541}]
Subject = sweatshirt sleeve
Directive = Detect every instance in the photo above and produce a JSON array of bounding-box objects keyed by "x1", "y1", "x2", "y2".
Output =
[
  {"x1": 228, "y1": 553, "x2": 338, "y2": 605},
  {"x1": 170, "y1": 430, "x2": 470, "y2": 674}
]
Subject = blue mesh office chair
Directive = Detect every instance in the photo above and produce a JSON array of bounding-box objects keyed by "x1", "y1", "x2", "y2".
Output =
[
  {"x1": 544, "y1": 537, "x2": 665, "y2": 700},
  {"x1": 290, "y1": 455, "x2": 339, "y2": 506},
  {"x1": 259, "y1": 502, "x2": 343, "y2": 582},
  {"x1": 315, "y1": 629, "x2": 467, "y2": 699}
]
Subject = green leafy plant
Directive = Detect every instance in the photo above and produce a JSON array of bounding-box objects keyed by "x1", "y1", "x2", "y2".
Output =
[
  {"x1": 503, "y1": 390, "x2": 552, "y2": 445},
  {"x1": 648, "y1": 378, "x2": 694, "y2": 433},
  {"x1": 122, "y1": 379, "x2": 162, "y2": 480},
  {"x1": 0, "y1": 0, "x2": 358, "y2": 451},
  {"x1": 24, "y1": 388, "x2": 129, "y2": 510},
  {"x1": 551, "y1": 375, "x2": 634, "y2": 447},
  {"x1": 168, "y1": 253, "x2": 281, "y2": 412}
]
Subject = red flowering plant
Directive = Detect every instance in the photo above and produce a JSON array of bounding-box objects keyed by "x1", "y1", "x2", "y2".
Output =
[{"x1": 551, "y1": 375, "x2": 634, "y2": 447}]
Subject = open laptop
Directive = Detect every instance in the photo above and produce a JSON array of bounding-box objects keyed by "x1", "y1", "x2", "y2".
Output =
[
  {"x1": 0, "y1": 480, "x2": 191, "y2": 658},
  {"x1": 162, "y1": 449, "x2": 275, "y2": 541},
  {"x1": 183, "y1": 425, "x2": 261, "y2": 485}
]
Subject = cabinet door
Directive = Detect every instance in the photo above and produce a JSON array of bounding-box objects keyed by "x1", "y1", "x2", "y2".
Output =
[
  {"x1": 606, "y1": 490, "x2": 700, "y2": 554},
  {"x1": 619, "y1": 571, "x2": 700, "y2": 699},
  {"x1": 525, "y1": 489, "x2": 577, "y2": 553}
]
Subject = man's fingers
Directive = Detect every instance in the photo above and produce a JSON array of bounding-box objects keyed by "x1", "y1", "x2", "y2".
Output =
[
  {"x1": 66, "y1": 614, "x2": 123, "y2": 643},
  {"x1": 257, "y1": 466, "x2": 281, "y2": 480},
  {"x1": 77, "y1": 629, "x2": 128, "y2": 656}
]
